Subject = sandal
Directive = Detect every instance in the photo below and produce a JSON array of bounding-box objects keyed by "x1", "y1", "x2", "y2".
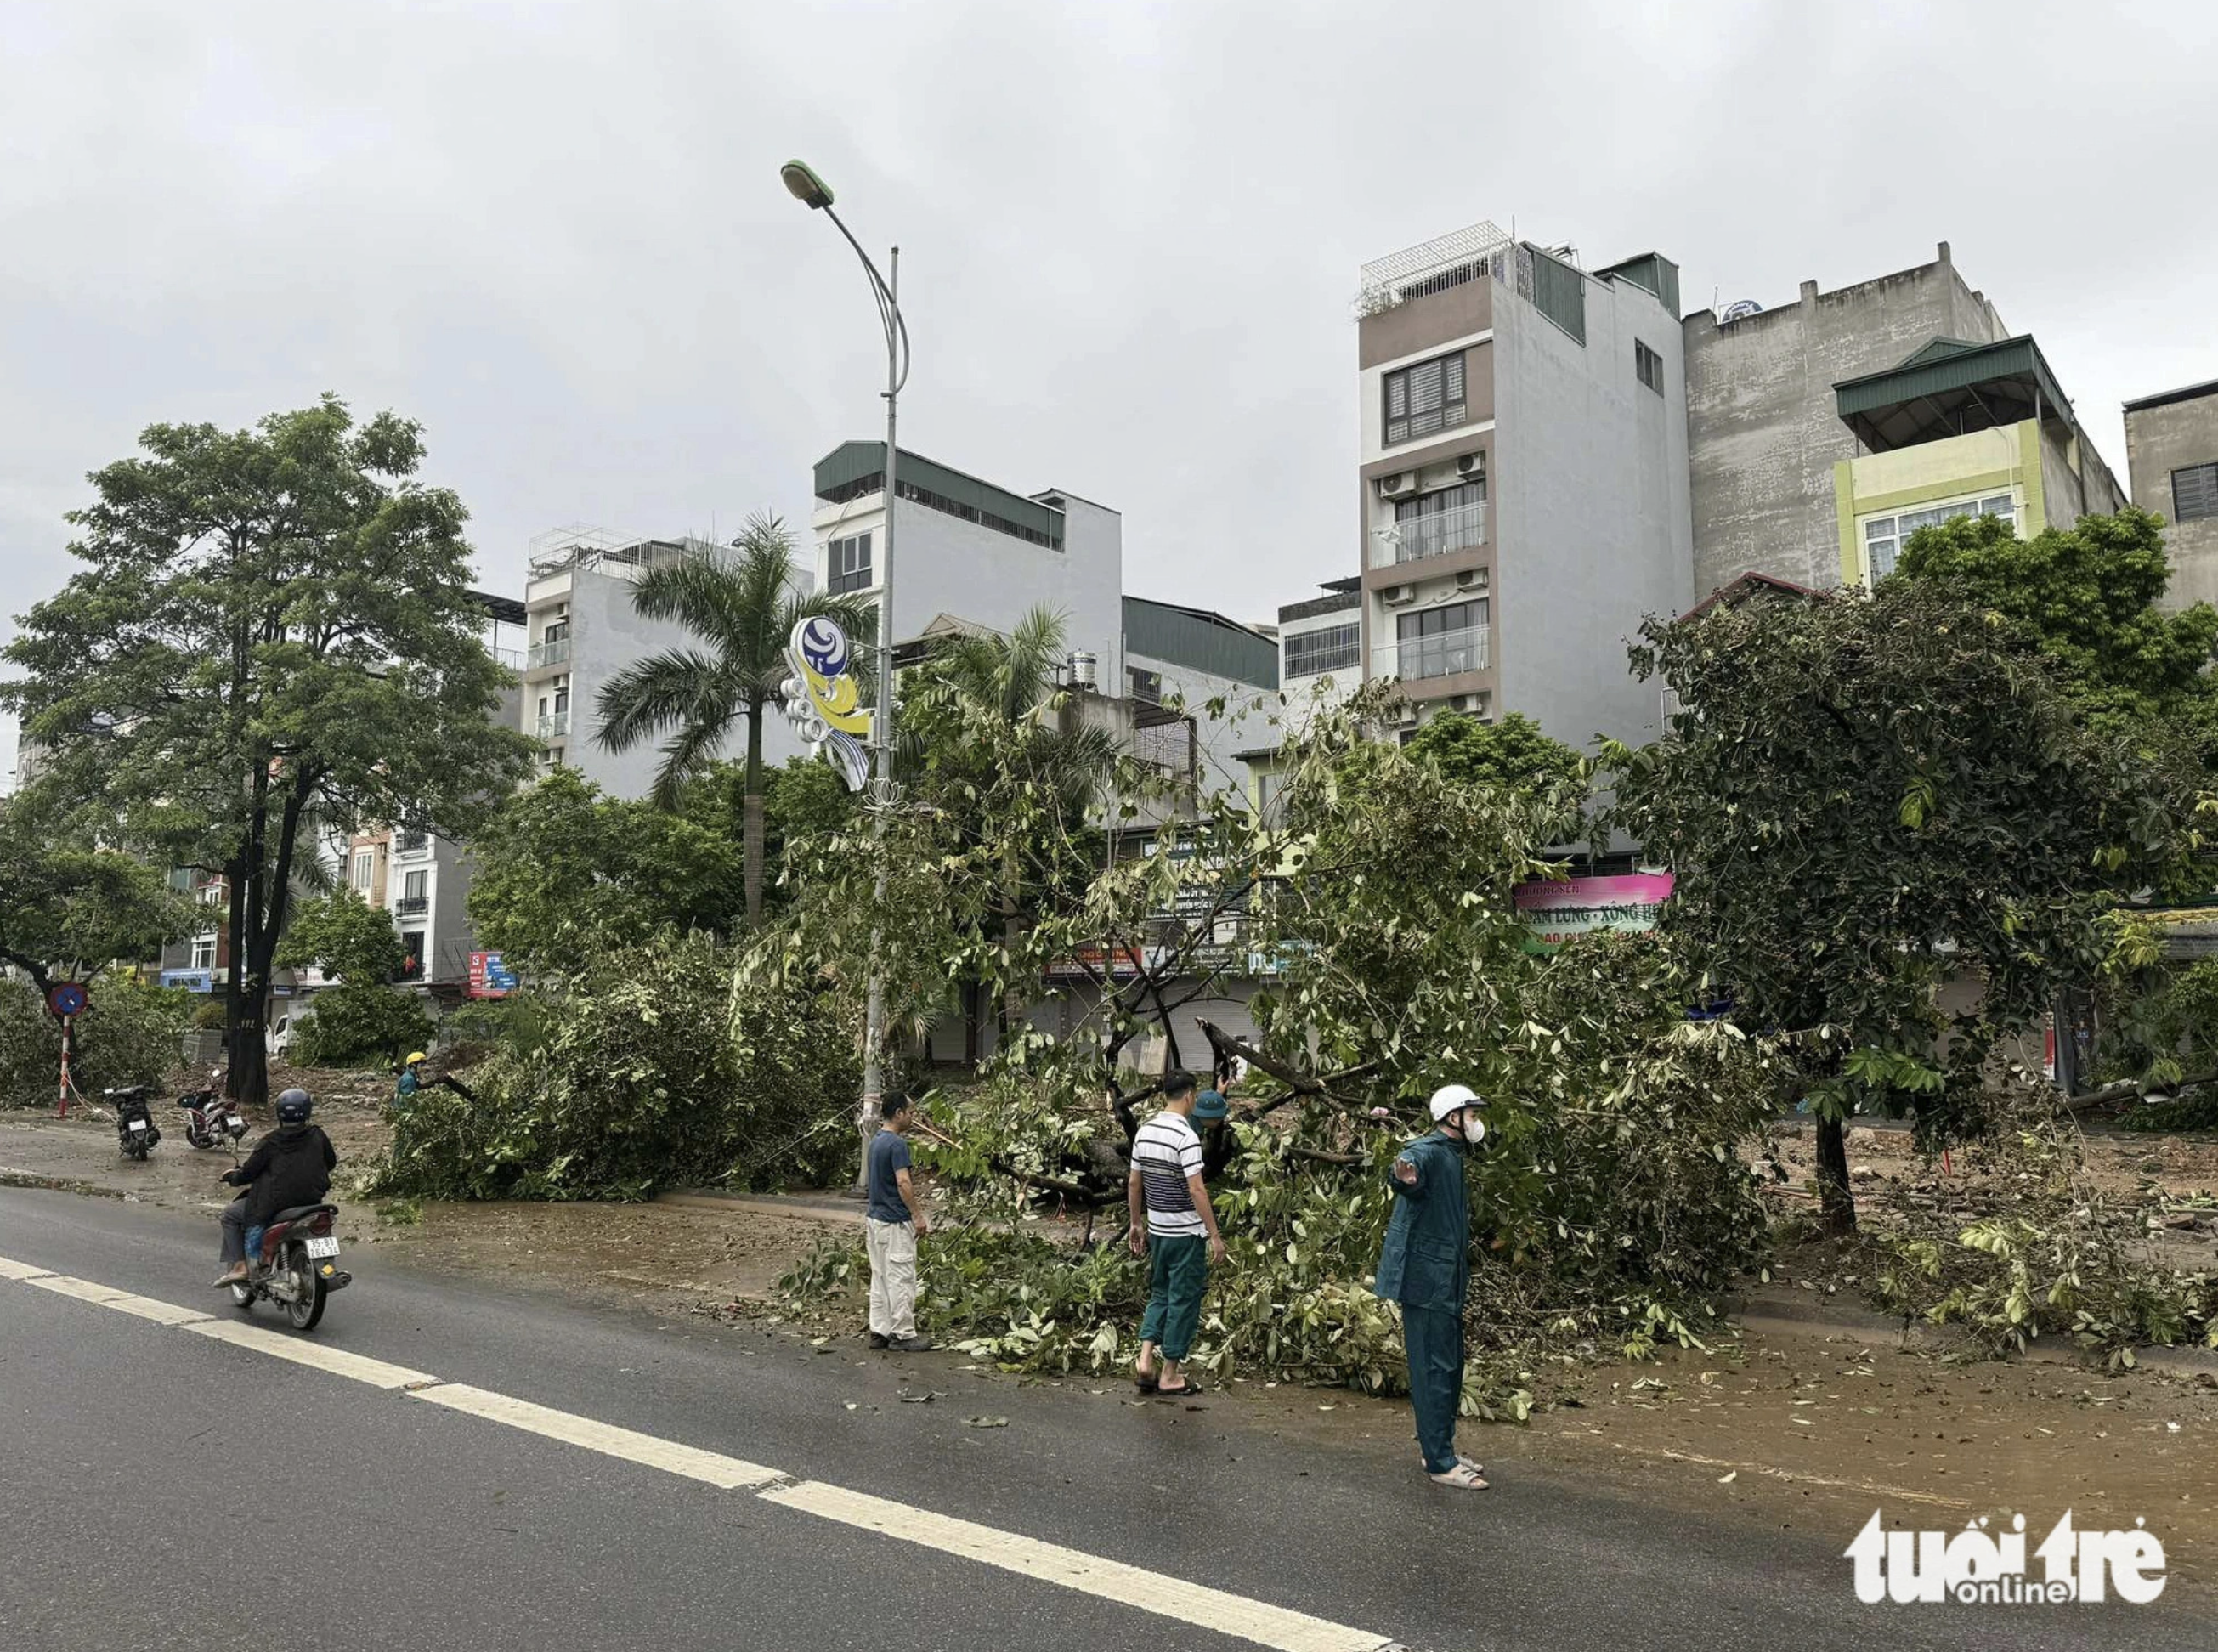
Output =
[
  {"x1": 1134, "y1": 1366, "x2": 1158, "y2": 1395},
  {"x1": 1429, "y1": 1462, "x2": 1488, "y2": 1490},
  {"x1": 1154, "y1": 1378, "x2": 1201, "y2": 1398}
]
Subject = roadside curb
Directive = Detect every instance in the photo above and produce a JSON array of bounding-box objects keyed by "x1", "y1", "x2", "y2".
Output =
[
  {"x1": 0, "y1": 1166, "x2": 132, "y2": 1202},
  {"x1": 1729, "y1": 1286, "x2": 2218, "y2": 1381}
]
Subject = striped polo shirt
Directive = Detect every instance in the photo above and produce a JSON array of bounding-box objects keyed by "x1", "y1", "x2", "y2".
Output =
[{"x1": 1133, "y1": 1110, "x2": 1207, "y2": 1238}]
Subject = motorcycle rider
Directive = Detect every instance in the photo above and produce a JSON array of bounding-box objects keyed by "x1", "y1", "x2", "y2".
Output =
[{"x1": 213, "y1": 1087, "x2": 338, "y2": 1287}]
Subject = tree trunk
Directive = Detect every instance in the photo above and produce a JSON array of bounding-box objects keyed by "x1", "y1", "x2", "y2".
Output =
[
  {"x1": 741, "y1": 704, "x2": 765, "y2": 926},
  {"x1": 1000, "y1": 844, "x2": 1024, "y2": 1034},
  {"x1": 223, "y1": 849, "x2": 252, "y2": 1102},
  {"x1": 1813, "y1": 1114, "x2": 1856, "y2": 1233}
]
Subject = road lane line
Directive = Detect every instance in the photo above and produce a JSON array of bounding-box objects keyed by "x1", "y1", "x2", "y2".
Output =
[
  {"x1": 181, "y1": 1318, "x2": 438, "y2": 1389},
  {"x1": 409, "y1": 1383, "x2": 784, "y2": 1490},
  {"x1": 1, "y1": 1256, "x2": 1402, "y2": 1649},
  {"x1": 758, "y1": 1480, "x2": 1398, "y2": 1652},
  {"x1": 27, "y1": 1274, "x2": 214, "y2": 1326}
]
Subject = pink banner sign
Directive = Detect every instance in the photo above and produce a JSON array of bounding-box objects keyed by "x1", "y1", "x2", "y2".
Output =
[{"x1": 1512, "y1": 874, "x2": 1675, "y2": 952}]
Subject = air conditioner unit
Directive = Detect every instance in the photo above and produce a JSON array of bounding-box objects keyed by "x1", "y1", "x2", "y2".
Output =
[
  {"x1": 1393, "y1": 702, "x2": 1421, "y2": 728},
  {"x1": 1383, "y1": 583, "x2": 1417, "y2": 606},
  {"x1": 1448, "y1": 693, "x2": 1488, "y2": 716},
  {"x1": 1457, "y1": 453, "x2": 1485, "y2": 478},
  {"x1": 1378, "y1": 472, "x2": 1411, "y2": 496},
  {"x1": 1454, "y1": 567, "x2": 1489, "y2": 591}
]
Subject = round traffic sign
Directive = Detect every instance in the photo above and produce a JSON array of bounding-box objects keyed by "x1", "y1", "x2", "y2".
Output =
[{"x1": 47, "y1": 982, "x2": 89, "y2": 1018}]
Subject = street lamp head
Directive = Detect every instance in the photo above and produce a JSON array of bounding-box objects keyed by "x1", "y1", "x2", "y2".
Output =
[{"x1": 780, "y1": 160, "x2": 835, "y2": 211}]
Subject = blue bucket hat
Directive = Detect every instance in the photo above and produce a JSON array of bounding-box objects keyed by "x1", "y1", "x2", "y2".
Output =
[{"x1": 1193, "y1": 1089, "x2": 1229, "y2": 1121}]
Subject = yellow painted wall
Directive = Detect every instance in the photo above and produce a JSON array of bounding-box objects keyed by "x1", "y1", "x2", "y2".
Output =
[{"x1": 1836, "y1": 420, "x2": 2040, "y2": 586}]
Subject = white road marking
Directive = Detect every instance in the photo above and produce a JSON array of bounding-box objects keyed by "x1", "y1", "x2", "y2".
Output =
[
  {"x1": 181, "y1": 1318, "x2": 436, "y2": 1389},
  {"x1": 410, "y1": 1383, "x2": 784, "y2": 1490},
  {"x1": 759, "y1": 1480, "x2": 1397, "y2": 1652},
  {"x1": 0, "y1": 1251, "x2": 1403, "y2": 1652}
]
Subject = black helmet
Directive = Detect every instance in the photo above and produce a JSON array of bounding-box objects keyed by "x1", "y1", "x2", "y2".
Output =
[{"x1": 275, "y1": 1087, "x2": 313, "y2": 1124}]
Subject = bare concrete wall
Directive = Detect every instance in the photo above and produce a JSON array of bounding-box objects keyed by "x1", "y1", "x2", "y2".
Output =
[
  {"x1": 1683, "y1": 246, "x2": 2007, "y2": 597},
  {"x1": 2125, "y1": 389, "x2": 2218, "y2": 611}
]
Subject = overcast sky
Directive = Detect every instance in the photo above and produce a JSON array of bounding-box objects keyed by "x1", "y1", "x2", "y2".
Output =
[{"x1": 4, "y1": 1, "x2": 2215, "y2": 777}]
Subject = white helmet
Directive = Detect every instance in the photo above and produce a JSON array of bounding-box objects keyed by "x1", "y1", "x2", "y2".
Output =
[{"x1": 1428, "y1": 1083, "x2": 1484, "y2": 1122}]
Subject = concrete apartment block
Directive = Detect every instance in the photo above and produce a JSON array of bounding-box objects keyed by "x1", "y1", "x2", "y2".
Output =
[
  {"x1": 1354, "y1": 225, "x2": 1692, "y2": 751},
  {"x1": 2124, "y1": 380, "x2": 2218, "y2": 610},
  {"x1": 1683, "y1": 243, "x2": 2009, "y2": 597}
]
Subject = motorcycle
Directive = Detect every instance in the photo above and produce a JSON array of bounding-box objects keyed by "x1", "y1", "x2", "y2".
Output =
[
  {"x1": 229, "y1": 1203, "x2": 350, "y2": 1331},
  {"x1": 178, "y1": 1070, "x2": 248, "y2": 1152},
  {"x1": 107, "y1": 1085, "x2": 161, "y2": 1159}
]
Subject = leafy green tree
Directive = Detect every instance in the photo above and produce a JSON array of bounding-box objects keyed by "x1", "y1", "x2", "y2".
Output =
[
  {"x1": 467, "y1": 767, "x2": 745, "y2": 978},
  {"x1": 1609, "y1": 580, "x2": 2203, "y2": 1231},
  {"x1": 1, "y1": 397, "x2": 535, "y2": 1104},
  {"x1": 0, "y1": 797, "x2": 191, "y2": 992},
  {"x1": 274, "y1": 891, "x2": 408, "y2": 985},
  {"x1": 1402, "y1": 710, "x2": 1588, "y2": 834},
  {"x1": 594, "y1": 514, "x2": 874, "y2": 926},
  {"x1": 1895, "y1": 506, "x2": 2218, "y2": 740},
  {"x1": 680, "y1": 756, "x2": 859, "y2": 912},
  {"x1": 899, "y1": 606, "x2": 1124, "y2": 1039}
]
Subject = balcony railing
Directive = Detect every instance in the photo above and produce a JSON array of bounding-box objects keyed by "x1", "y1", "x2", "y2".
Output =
[
  {"x1": 493, "y1": 646, "x2": 526, "y2": 671},
  {"x1": 536, "y1": 711, "x2": 570, "y2": 741},
  {"x1": 527, "y1": 637, "x2": 571, "y2": 670},
  {"x1": 394, "y1": 894, "x2": 429, "y2": 916},
  {"x1": 395, "y1": 829, "x2": 430, "y2": 855},
  {"x1": 1370, "y1": 501, "x2": 1485, "y2": 569},
  {"x1": 1371, "y1": 625, "x2": 1490, "y2": 683}
]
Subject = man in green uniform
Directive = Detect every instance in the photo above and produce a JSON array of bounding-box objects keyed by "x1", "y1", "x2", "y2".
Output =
[{"x1": 1373, "y1": 1083, "x2": 1489, "y2": 1490}]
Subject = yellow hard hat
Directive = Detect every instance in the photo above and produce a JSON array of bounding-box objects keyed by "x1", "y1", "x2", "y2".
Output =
[{"x1": 405, "y1": 1050, "x2": 428, "y2": 1066}]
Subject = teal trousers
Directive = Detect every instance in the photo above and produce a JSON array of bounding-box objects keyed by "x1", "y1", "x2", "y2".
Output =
[
  {"x1": 1138, "y1": 1233, "x2": 1208, "y2": 1361},
  {"x1": 1403, "y1": 1304, "x2": 1465, "y2": 1474}
]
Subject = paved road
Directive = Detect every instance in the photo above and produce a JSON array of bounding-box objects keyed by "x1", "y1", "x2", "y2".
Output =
[{"x1": 0, "y1": 1187, "x2": 2191, "y2": 1650}]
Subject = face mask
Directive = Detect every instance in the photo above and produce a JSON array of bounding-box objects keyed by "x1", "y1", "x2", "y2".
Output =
[{"x1": 1460, "y1": 1114, "x2": 1487, "y2": 1147}]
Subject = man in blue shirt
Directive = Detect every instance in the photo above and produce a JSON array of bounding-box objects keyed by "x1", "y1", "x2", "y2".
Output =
[
  {"x1": 1374, "y1": 1083, "x2": 1490, "y2": 1490},
  {"x1": 865, "y1": 1092, "x2": 932, "y2": 1352}
]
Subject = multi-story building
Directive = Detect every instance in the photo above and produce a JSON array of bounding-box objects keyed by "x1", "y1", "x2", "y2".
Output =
[
  {"x1": 519, "y1": 529, "x2": 806, "y2": 798},
  {"x1": 2124, "y1": 379, "x2": 2218, "y2": 609},
  {"x1": 1828, "y1": 334, "x2": 2123, "y2": 587},
  {"x1": 1121, "y1": 596, "x2": 1279, "y2": 799},
  {"x1": 809, "y1": 441, "x2": 1125, "y2": 690},
  {"x1": 1683, "y1": 243, "x2": 2013, "y2": 596},
  {"x1": 1276, "y1": 578, "x2": 1362, "y2": 722},
  {"x1": 1353, "y1": 223, "x2": 1692, "y2": 748}
]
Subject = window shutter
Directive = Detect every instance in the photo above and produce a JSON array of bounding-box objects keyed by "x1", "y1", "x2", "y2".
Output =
[{"x1": 2176, "y1": 463, "x2": 2218, "y2": 523}]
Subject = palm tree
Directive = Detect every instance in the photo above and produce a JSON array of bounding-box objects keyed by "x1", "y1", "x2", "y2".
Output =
[
  {"x1": 595, "y1": 514, "x2": 874, "y2": 925},
  {"x1": 905, "y1": 607, "x2": 1122, "y2": 1038}
]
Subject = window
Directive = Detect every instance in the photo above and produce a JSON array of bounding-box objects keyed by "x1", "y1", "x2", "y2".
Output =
[
  {"x1": 403, "y1": 869, "x2": 427, "y2": 902},
  {"x1": 829, "y1": 532, "x2": 874, "y2": 595},
  {"x1": 1862, "y1": 493, "x2": 2015, "y2": 580},
  {"x1": 1395, "y1": 599, "x2": 1488, "y2": 680},
  {"x1": 1390, "y1": 480, "x2": 1487, "y2": 561},
  {"x1": 2175, "y1": 462, "x2": 2218, "y2": 524},
  {"x1": 1285, "y1": 624, "x2": 1360, "y2": 678},
  {"x1": 351, "y1": 851, "x2": 374, "y2": 892},
  {"x1": 190, "y1": 934, "x2": 217, "y2": 970},
  {"x1": 399, "y1": 933, "x2": 425, "y2": 981},
  {"x1": 541, "y1": 619, "x2": 569, "y2": 644},
  {"x1": 1383, "y1": 351, "x2": 1468, "y2": 445},
  {"x1": 1635, "y1": 340, "x2": 1664, "y2": 394}
]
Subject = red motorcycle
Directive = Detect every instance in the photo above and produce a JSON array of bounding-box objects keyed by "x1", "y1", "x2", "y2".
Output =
[{"x1": 229, "y1": 1204, "x2": 351, "y2": 1331}]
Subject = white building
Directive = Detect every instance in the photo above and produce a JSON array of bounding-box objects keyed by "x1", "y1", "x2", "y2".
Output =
[
  {"x1": 519, "y1": 528, "x2": 806, "y2": 799},
  {"x1": 809, "y1": 442, "x2": 1125, "y2": 691}
]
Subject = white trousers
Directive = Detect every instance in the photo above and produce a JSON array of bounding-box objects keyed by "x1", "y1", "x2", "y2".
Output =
[{"x1": 865, "y1": 1218, "x2": 918, "y2": 1339}]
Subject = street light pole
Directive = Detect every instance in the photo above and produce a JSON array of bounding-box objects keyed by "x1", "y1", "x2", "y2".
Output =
[{"x1": 783, "y1": 160, "x2": 910, "y2": 1178}]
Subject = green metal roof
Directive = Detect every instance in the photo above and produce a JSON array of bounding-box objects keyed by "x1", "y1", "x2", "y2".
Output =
[
  {"x1": 812, "y1": 441, "x2": 1064, "y2": 549},
  {"x1": 1834, "y1": 334, "x2": 2076, "y2": 454},
  {"x1": 1595, "y1": 252, "x2": 1681, "y2": 319},
  {"x1": 1123, "y1": 596, "x2": 1279, "y2": 690}
]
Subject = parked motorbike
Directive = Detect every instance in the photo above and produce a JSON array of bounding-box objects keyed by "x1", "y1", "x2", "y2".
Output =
[
  {"x1": 107, "y1": 1085, "x2": 161, "y2": 1159},
  {"x1": 229, "y1": 1203, "x2": 350, "y2": 1331},
  {"x1": 178, "y1": 1070, "x2": 247, "y2": 1151}
]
